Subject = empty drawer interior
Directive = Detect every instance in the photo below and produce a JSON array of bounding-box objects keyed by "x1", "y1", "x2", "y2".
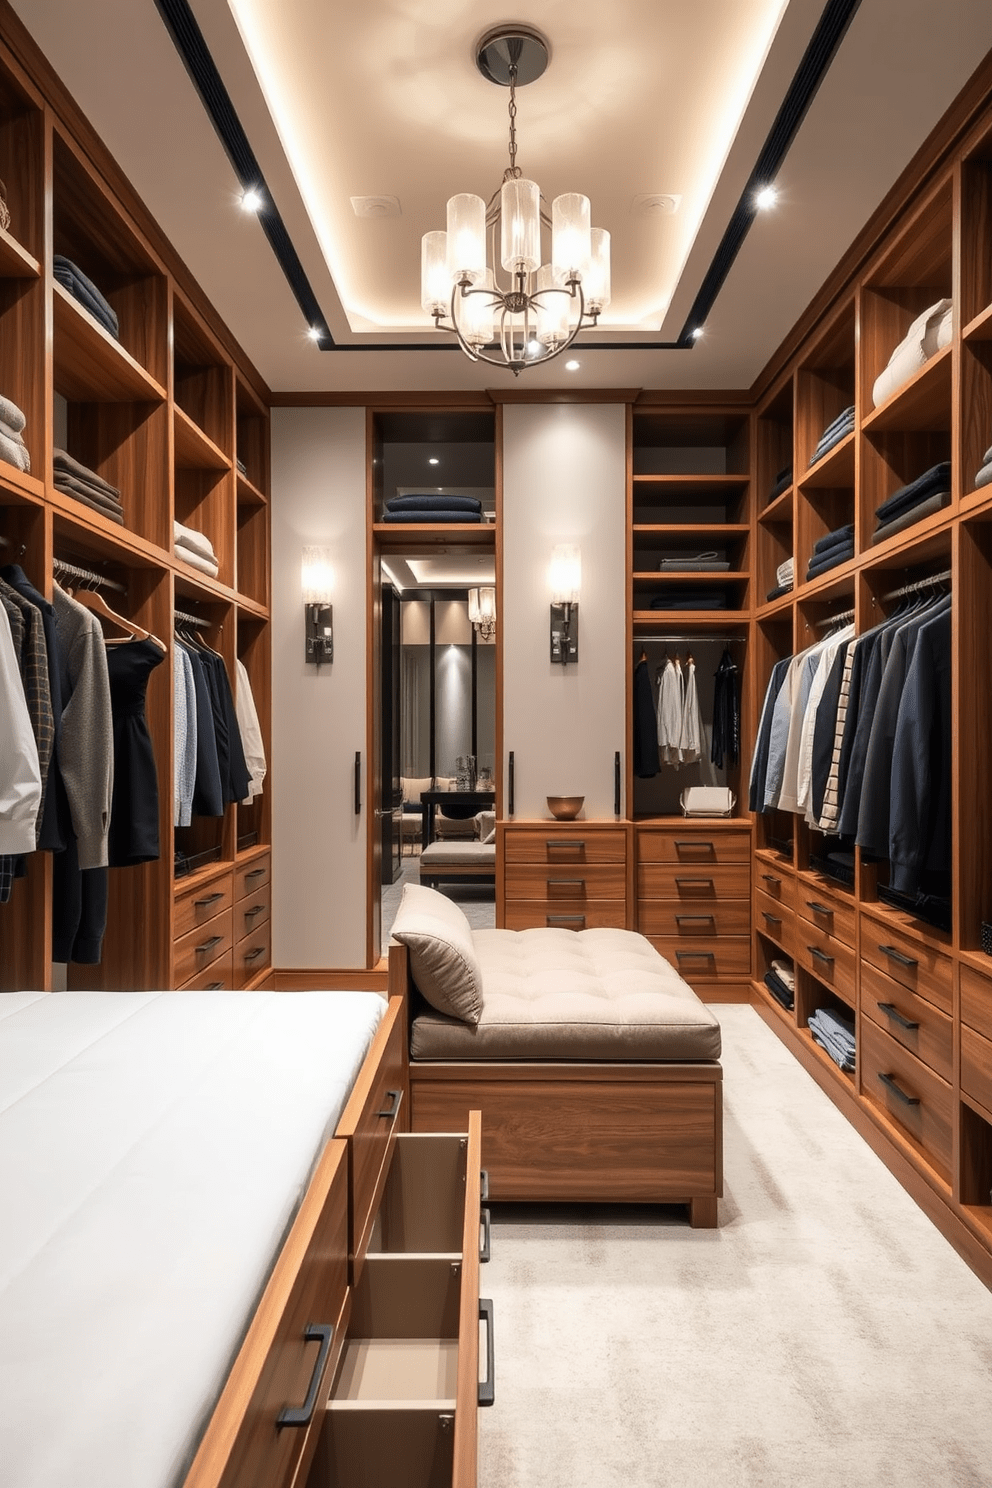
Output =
[
  {"x1": 367, "y1": 1135, "x2": 468, "y2": 1255},
  {"x1": 308, "y1": 1406, "x2": 454, "y2": 1488},
  {"x1": 330, "y1": 1256, "x2": 461, "y2": 1406}
]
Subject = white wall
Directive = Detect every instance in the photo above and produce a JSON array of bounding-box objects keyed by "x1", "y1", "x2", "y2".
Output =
[
  {"x1": 502, "y1": 403, "x2": 627, "y2": 820},
  {"x1": 270, "y1": 406, "x2": 368, "y2": 968}
]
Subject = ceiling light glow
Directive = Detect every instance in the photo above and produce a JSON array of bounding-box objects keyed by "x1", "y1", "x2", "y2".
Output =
[
  {"x1": 429, "y1": 457, "x2": 439, "y2": 465},
  {"x1": 692, "y1": 327, "x2": 704, "y2": 340},
  {"x1": 565, "y1": 360, "x2": 580, "y2": 371},
  {"x1": 308, "y1": 326, "x2": 322, "y2": 342},
  {"x1": 240, "y1": 187, "x2": 263, "y2": 213},
  {"x1": 754, "y1": 184, "x2": 778, "y2": 211}
]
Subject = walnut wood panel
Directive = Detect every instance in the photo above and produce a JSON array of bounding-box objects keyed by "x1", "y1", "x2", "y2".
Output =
[
  {"x1": 639, "y1": 899, "x2": 752, "y2": 937},
  {"x1": 179, "y1": 950, "x2": 234, "y2": 990},
  {"x1": 859, "y1": 1019, "x2": 953, "y2": 1179},
  {"x1": 175, "y1": 870, "x2": 234, "y2": 940},
  {"x1": 66, "y1": 398, "x2": 171, "y2": 550},
  {"x1": 174, "y1": 907, "x2": 234, "y2": 985},
  {"x1": 503, "y1": 861, "x2": 626, "y2": 899},
  {"x1": 860, "y1": 917, "x2": 952, "y2": 1012},
  {"x1": 453, "y1": 1110, "x2": 483, "y2": 1488},
  {"x1": 637, "y1": 863, "x2": 750, "y2": 899},
  {"x1": 501, "y1": 901, "x2": 627, "y2": 931},
  {"x1": 183, "y1": 1139, "x2": 349, "y2": 1488},
  {"x1": 502, "y1": 825, "x2": 627, "y2": 863},
  {"x1": 235, "y1": 852, "x2": 271, "y2": 900},
  {"x1": 794, "y1": 923, "x2": 856, "y2": 997},
  {"x1": 237, "y1": 500, "x2": 269, "y2": 606},
  {"x1": 962, "y1": 1025, "x2": 992, "y2": 1120},
  {"x1": 234, "y1": 918, "x2": 271, "y2": 988},
  {"x1": 174, "y1": 404, "x2": 231, "y2": 471},
  {"x1": 796, "y1": 881, "x2": 857, "y2": 948},
  {"x1": 637, "y1": 828, "x2": 750, "y2": 864},
  {"x1": 53, "y1": 282, "x2": 167, "y2": 402},
  {"x1": 753, "y1": 889, "x2": 795, "y2": 955},
  {"x1": 961, "y1": 965, "x2": 992, "y2": 1040},
  {"x1": 174, "y1": 468, "x2": 235, "y2": 589},
  {"x1": 647, "y1": 937, "x2": 752, "y2": 980},
  {"x1": 861, "y1": 961, "x2": 953, "y2": 1082}
]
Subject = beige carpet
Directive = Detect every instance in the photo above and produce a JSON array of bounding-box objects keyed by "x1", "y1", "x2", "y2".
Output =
[{"x1": 479, "y1": 1005, "x2": 992, "y2": 1486}]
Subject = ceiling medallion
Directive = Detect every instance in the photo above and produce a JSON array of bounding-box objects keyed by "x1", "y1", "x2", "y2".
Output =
[{"x1": 420, "y1": 25, "x2": 611, "y2": 375}]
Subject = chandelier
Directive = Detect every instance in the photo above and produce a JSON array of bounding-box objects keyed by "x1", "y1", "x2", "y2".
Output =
[
  {"x1": 420, "y1": 26, "x2": 611, "y2": 375},
  {"x1": 468, "y1": 586, "x2": 496, "y2": 640}
]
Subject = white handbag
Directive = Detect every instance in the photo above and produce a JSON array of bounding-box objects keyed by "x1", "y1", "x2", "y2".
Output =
[{"x1": 680, "y1": 786, "x2": 736, "y2": 817}]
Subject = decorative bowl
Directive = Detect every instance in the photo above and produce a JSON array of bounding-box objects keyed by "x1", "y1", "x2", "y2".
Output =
[{"x1": 547, "y1": 795, "x2": 584, "y2": 820}]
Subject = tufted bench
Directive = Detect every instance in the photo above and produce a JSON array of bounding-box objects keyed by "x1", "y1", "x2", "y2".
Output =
[{"x1": 419, "y1": 840, "x2": 496, "y2": 888}]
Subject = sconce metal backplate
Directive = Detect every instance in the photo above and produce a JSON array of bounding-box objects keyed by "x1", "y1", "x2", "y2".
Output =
[
  {"x1": 305, "y1": 602, "x2": 334, "y2": 664},
  {"x1": 550, "y1": 602, "x2": 578, "y2": 664}
]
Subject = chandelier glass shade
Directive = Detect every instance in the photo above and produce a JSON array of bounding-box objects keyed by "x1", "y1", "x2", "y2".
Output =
[
  {"x1": 468, "y1": 586, "x2": 497, "y2": 640},
  {"x1": 421, "y1": 28, "x2": 610, "y2": 373}
]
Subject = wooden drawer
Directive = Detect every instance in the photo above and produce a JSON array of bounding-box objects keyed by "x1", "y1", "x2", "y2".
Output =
[
  {"x1": 236, "y1": 853, "x2": 271, "y2": 901},
  {"x1": 754, "y1": 866, "x2": 795, "y2": 909},
  {"x1": 860, "y1": 1018, "x2": 952, "y2": 1176},
  {"x1": 961, "y1": 965, "x2": 992, "y2": 1042},
  {"x1": 638, "y1": 829, "x2": 750, "y2": 865},
  {"x1": 648, "y1": 937, "x2": 752, "y2": 980},
  {"x1": 235, "y1": 919, "x2": 271, "y2": 987},
  {"x1": 179, "y1": 949, "x2": 234, "y2": 990},
  {"x1": 795, "y1": 922, "x2": 856, "y2": 996},
  {"x1": 174, "y1": 908, "x2": 234, "y2": 986},
  {"x1": 962, "y1": 1024, "x2": 992, "y2": 1116},
  {"x1": 861, "y1": 961, "x2": 952, "y2": 1082},
  {"x1": 235, "y1": 883, "x2": 271, "y2": 939},
  {"x1": 334, "y1": 998, "x2": 408, "y2": 1280},
  {"x1": 797, "y1": 883, "x2": 856, "y2": 949},
  {"x1": 184, "y1": 1140, "x2": 350, "y2": 1488},
  {"x1": 637, "y1": 863, "x2": 749, "y2": 900},
  {"x1": 639, "y1": 899, "x2": 751, "y2": 938},
  {"x1": 174, "y1": 872, "x2": 234, "y2": 940},
  {"x1": 861, "y1": 918, "x2": 952, "y2": 1013},
  {"x1": 504, "y1": 861, "x2": 626, "y2": 901},
  {"x1": 503, "y1": 828, "x2": 626, "y2": 864},
  {"x1": 502, "y1": 901, "x2": 627, "y2": 931},
  {"x1": 754, "y1": 889, "x2": 795, "y2": 955}
]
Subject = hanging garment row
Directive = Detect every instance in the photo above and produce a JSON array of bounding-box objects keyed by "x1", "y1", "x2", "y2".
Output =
[
  {"x1": 173, "y1": 615, "x2": 265, "y2": 829},
  {"x1": 750, "y1": 576, "x2": 951, "y2": 905},
  {"x1": 633, "y1": 646, "x2": 740, "y2": 778}
]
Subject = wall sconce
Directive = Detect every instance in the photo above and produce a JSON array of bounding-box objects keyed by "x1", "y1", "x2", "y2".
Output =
[
  {"x1": 301, "y1": 546, "x2": 334, "y2": 665},
  {"x1": 549, "y1": 544, "x2": 580, "y2": 665},
  {"x1": 468, "y1": 585, "x2": 497, "y2": 641}
]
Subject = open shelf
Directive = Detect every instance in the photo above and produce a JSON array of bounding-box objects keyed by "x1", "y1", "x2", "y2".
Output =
[
  {"x1": 53, "y1": 283, "x2": 167, "y2": 403},
  {"x1": 174, "y1": 404, "x2": 231, "y2": 472}
]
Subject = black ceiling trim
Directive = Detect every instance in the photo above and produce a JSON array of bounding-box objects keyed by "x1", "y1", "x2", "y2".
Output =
[{"x1": 155, "y1": 0, "x2": 860, "y2": 357}]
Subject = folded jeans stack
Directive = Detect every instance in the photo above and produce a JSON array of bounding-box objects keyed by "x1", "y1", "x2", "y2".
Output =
[
  {"x1": 53, "y1": 448, "x2": 123, "y2": 524},
  {"x1": 0, "y1": 392, "x2": 29, "y2": 474},
  {"x1": 174, "y1": 521, "x2": 218, "y2": 578},
  {"x1": 382, "y1": 494, "x2": 483, "y2": 523},
  {"x1": 807, "y1": 1006, "x2": 856, "y2": 1073},
  {"x1": 872, "y1": 460, "x2": 951, "y2": 543},
  {"x1": 766, "y1": 556, "x2": 794, "y2": 602},
  {"x1": 974, "y1": 442, "x2": 992, "y2": 492},
  {"x1": 872, "y1": 298, "x2": 953, "y2": 409},
  {"x1": 657, "y1": 550, "x2": 730, "y2": 572},
  {"x1": 806, "y1": 523, "x2": 854, "y2": 581},
  {"x1": 808, "y1": 406, "x2": 855, "y2": 466},
  {"x1": 52, "y1": 256, "x2": 119, "y2": 340}
]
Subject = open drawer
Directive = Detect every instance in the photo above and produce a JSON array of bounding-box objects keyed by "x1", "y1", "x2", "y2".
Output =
[{"x1": 307, "y1": 1113, "x2": 489, "y2": 1488}]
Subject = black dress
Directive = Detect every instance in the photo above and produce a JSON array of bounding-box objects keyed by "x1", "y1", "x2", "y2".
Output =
[{"x1": 106, "y1": 638, "x2": 165, "y2": 866}]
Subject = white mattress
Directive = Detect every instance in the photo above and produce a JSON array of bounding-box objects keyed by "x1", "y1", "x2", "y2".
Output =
[{"x1": 0, "y1": 988, "x2": 385, "y2": 1488}]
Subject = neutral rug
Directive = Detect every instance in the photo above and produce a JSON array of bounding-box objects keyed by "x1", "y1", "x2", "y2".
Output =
[{"x1": 480, "y1": 1004, "x2": 992, "y2": 1487}]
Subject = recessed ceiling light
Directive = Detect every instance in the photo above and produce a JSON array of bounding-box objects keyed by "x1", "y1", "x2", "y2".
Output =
[
  {"x1": 565, "y1": 360, "x2": 580, "y2": 371},
  {"x1": 755, "y1": 184, "x2": 778, "y2": 211},
  {"x1": 240, "y1": 187, "x2": 263, "y2": 213},
  {"x1": 631, "y1": 194, "x2": 681, "y2": 217},
  {"x1": 428, "y1": 457, "x2": 439, "y2": 465},
  {"x1": 307, "y1": 326, "x2": 322, "y2": 342},
  {"x1": 692, "y1": 327, "x2": 704, "y2": 340},
  {"x1": 350, "y1": 195, "x2": 401, "y2": 218}
]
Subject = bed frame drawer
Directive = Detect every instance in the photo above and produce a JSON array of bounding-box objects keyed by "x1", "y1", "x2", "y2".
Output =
[{"x1": 174, "y1": 909, "x2": 234, "y2": 985}]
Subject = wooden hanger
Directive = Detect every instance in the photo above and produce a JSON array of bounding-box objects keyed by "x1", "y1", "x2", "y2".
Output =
[{"x1": 60, "y1": 579, "x2": 166, "y2": 652}]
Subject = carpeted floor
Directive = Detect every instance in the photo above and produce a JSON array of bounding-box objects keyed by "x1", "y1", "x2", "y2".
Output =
[{"x1": 479, "y1": 1004, "x2": 992, "y2": 1486}]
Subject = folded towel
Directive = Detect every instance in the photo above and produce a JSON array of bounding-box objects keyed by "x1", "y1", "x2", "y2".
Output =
[
  {"x1": 813, "y1": 524, "x2": 855, "y2": 555},
  {"x1": 173, "y1": 520, "x2": 216, "y2": 562},
  {"x1": 54, "y1": 474, "x2": 124, "y2": 518},
  {"x1": 0, "y1": 418, "x2": 26, "y2": 446},
  {"x1": 0, "y1": 426, "x2": 29, "y2": 472},
  {"x1": 382, "y1": 510, "x2": 481, "y2": 523},
  {"x1": 871, "y1": 490, "x2": 949, "y2": 543},
  {"x1": 53, "y1": 255, "x2": 119, "y2": 339},
  {"x1": 872, "y1": 298, "x2": 952, "y2": 409},
  {"x1": 385, "y1": 494, "x2": 483, "y2": 513},
  {"x1": 875, "y1": 461, "x2": 952, "y2": 523},
  {"x1": 0, "y1": 393, "x2": 26, "y2": 435},
  {"x1": 776, "y1": 558, "x2": 794, "y2": 586},
  {"x1": 174, "y1": 544, "x2": 219, "y2": 578},
  {"x1": 53, "y1": 448, "x2": 121, "y2": 500}
]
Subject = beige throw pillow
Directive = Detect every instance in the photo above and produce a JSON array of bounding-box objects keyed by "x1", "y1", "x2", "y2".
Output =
[{"x1": 391, "y1": 882, "x2": 483, "y2": 1024}]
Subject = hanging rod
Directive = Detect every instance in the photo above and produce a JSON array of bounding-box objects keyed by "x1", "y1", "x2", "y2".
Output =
[
  {"x1": 53, "y1": 556, "x2": 126, "y2": 594},
  {"x1": 174, "y1": 608, "x2": 211, "y2": 629},
  {"x1": 814, "y1": 607, "x2": 855, "y2": 628},
  {"x1": 882, "y1": 568, "x2": 951, "y2": 602},
  {"x1": 635, "y1": 634, "x2": 746, "y2": 645}
]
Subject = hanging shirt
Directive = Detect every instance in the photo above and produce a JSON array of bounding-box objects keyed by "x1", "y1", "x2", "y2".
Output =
[
  {"x1": 0, "y1": 601, "x2": 41, "y2": 857},
  {"x1": 655, "y1": 657, "x2": 683, "y2": 766},
  {"x1": 235, "y1": 658, "x2": 267, "y2": 804},
  {"x1": 678, "y1": 658, "x2": 702, "y2": 765}
]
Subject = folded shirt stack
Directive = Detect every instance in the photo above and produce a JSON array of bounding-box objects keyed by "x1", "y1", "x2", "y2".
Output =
[
  {"x1": 974, "y1": 442, "x2": 992, "y2": 492},
  {"x1": 808, "y1": 1006, "x2": 856, "y2": 1073},
  {"x1": 53, "y1": 255, "x2": 119, "y2": 340},
  {"x1": 872, "y1": 297, "x2": 953, "y2": 409},
  {"x1": 766, "y1": 556, "x2": 794, "y2": 602},
  {"x1": 766, "y1": 466, "x2": 792, "y2": 504},
  {"x1": 174, "y1": 520, "x2": 218, "y2": 578},
  {"x1": 382, "y1": 494, "x2": 483, "y2": 524},
  {"x1": 53, "y1": 448, "x2": 123, "y2": 524},
  {"x1": 0, "y1": 392, "x2": 29, "y2": 474},
  {"x1": 808, "y1": 406, "x2": 855, "y2": 467},
  {"x1": 657, "y1": 550, "x2": 730, "y2": 572},
  {"x1": 872, "y1": 460, "x2": 951, "y2": 544},
  {"x1": 764, "y1": 957, "x2": 795, "y2": 1012},
  {"x1": 648, "y1": 588, "x2": 729, "y2": 610},
  {"x1": 806, "y1": 523, "x2": 854, "y2": 581}
]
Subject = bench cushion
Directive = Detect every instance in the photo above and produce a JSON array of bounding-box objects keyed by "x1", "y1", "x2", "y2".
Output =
[
  {"x1": 410, "y1": 927, "x2": 721, "y2": 1061},
  {"x1": 420, "y1": 841, "x2": 496, "y2": 867},
  {"x1": 391, "y1": 883, "x2": 483, "y2": 1025}
]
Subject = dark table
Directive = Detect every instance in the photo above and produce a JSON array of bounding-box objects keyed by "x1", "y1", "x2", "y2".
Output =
[{"x1": 420, "y1": 790, "x2": 496, "y2": 850}]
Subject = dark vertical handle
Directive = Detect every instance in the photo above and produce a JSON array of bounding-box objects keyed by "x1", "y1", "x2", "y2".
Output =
[
  {"x1": 354, "y1": 751, "x2": 361, "y2": 815},
  {"x1": 508, "y1": 751, "x2": 514, "y2": 816},
  {"x1": 277, "y1": 1323, "x2": 334, "y2": 1427},
  {"x1": 478, "y1": 1299, "x2": 495, "y2": 1406},
  {"x1": 614, "y1": 750, "x2": 621, "y2": 816},
  {"x1": 480, "y1": 1207, "x2": 491, "y2": 1263}
]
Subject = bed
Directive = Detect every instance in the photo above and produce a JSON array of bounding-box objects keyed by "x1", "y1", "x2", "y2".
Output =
[
  {"x1": 389, "y1": 885, "x2": 724, "y2": 1226},
  {"x1": 0, "y1": 988, "x2": 390, "y2": 1488}
]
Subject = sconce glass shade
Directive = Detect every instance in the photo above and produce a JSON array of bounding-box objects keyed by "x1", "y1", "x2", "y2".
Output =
[
  {"x1": 552, "y1": 193, "x2": 591, "y2": 283},
  {"x1": 535, "y1": 264, "x2": 569, "y2": 349},
  {"x1": 585, "y1": 228, "x2": 611, "y2": 314},
  {"x1": 301, "y1": 546, "x2": 334, "y2": 604},
  {"x1": 468, "y1": 586, "x2": 496, "y2": 625},
  {"x1": 549, "y1": 544, "x2": 581, "y2": 604},
  {"x1": 421, "y1": 230, "x2": 450, "y2": 316},
  {"x1": 500, "y1": 177, "x2": 541, "y2": 274},
  {"x1": 446, "y1": 194, "x2": 487, "y2": 285},
  {"x1": 461, "y1": 269, "x2": 496, "y2": 349}
]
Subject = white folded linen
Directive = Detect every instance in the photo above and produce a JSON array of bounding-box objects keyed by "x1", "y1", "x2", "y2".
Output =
[
  {"x1": 173, "y1": 520, "x2": 216, "y2": 562},
  {"x1": 872, "y1": 298, "x2": 952, "y2": 408},
  {"x1": 174, "y1": 542, "x2": 219, "y2": 578}
]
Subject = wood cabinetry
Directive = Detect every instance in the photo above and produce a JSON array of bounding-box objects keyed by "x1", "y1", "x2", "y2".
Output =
[
  {"x1": 499, "y1": 822, "x2": 630, "y2": 930},
  {"x1": 0, "y1": 12, "x2": 270, "y2": 993}
]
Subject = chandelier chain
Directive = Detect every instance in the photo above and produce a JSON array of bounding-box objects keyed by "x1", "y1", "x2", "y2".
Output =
[{"x1": 507, "y1": 63, "x2": 518, "y2": 175}]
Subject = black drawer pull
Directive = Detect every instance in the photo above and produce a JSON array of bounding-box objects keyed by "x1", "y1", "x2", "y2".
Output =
[
  {"x1": 244, "y1": 946, "x2": 266, "y2": 963},
  {"x1": 675, "y1": 840, "x2": 715, "y2": 852},
  {"x1": 877, "y1": 1001, "x2": 919, "y2": 1032},
  {"x1": 205, "y1": 981, "x2": 224, "y2": 990},
  {"x1": 243, "y1": 903, "x2": 266, "y2": 922},
  {"x1": 479, "y1": 1299, "x2": 495, "y2": 1407},
  {"x1": 548, "y1": 879, "x2": 585, "y2": 888},
  {"x1": 547, "y1": 840, "x2": 584, "y2": 851},
  {"x1": 277, "y1": 1323, "x2": 334, "y2": 1428},
  {"x1": 807, "y1": 945, "x2": 834, "y2": 965},
  {"x1": 480, "y1": 1207, "x2": 492, "y2": 1263},
  {"x1": 760, "y1": 873, "x2": 781, "y2": 886},
  {"x1": 806, "y1": 900, "x2": 833, "y2": 916},
  {"x1": 377, "y1": 1088, "x2": 403, "y2": 1120},
  {"x1": 195, "y1": 935, "x2": 223, "y2": 956},
  {"x1": 879, "y1": 943, "x2": 918, "y2": 969},
  {"x1": 675, "y1": 877, "x2": 715, "y2": 887},
  {"x1": 676, "y1": 913, "x2": 716, "y2": 925},
  {"x1": 547, "y1": 914, "x2": 586, "y2": 927},
  {"x1": 676, "y1": 949, "x2": 716, "y2": 961},
  {"x1": 878, "y1": 1072, "x2": 920, "y2": 1107},
  {"x1": 244, "y1": 867, "x2": 266, "y2": 882},
  {"x1": 762, "y1": 911, "x2": 782, "y2": 924},
  {"x1": 194, "y1": 891, "x2": 224, "y2": 908},
  {"x1": 480, "y1": 1168, "x2": 489, "y2": 1202}
]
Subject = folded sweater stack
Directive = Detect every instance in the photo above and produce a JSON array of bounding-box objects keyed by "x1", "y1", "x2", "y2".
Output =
[
  {"x1": 766, "y1": 556, "x2": 794, "y2": 602},
  {"x1": 657, "y1": 550, "x2": 730, "y2": 572},
  {"x1": 808, "y1": 1006, "x2": 856, "y2": 1073},
  {"x1": 53, "y1": 448, "x2": 123, "y2": 524},
  {"x1": 809, "y1": 406, "x2": 855, "y2": 467},
  {"x1": 382, "y1": 494, "x2": 482, "y2": 524},
  {"x1": 174, "y1": 521, "x2": 218, "y2": 578},
  {"x1": 53, "y1": 256, "x2": 119, "y2": 340},
  {"x1": 872, "y1": 460, "x2": 951, "y2": 544},
  {"x1": 974, "y1": 442, "x2": 992, "y2": 492},
  {"x1": 806, "y1": 524, "x2": 854, "y2": 580},
  {"x1": 764, "y1": 958, "x2": 795, "y2": 1012},
  {"x1": 872, "y1": 298, "x2": 952, "y2": 409},
  {"x1": 0, "y1": 392, "x2": 29, "y2": 474}
]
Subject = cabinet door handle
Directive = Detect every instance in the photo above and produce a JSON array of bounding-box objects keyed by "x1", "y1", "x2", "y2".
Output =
[
  {"x1": 243, "y1": 903, "x2": 266, "y2": 922},
  {"x1": 277, "y1": 1323, "x2": 334, "y2": 1428},
  {"x1": 244, "y1": 946, "x2": 266, "y2": 964},
  {"x1": 877, "y1": 1001, "x2": 920, "y2": 1032},
  {"x1": 354, "y1": 751, "x2": 361, "y2": 815},
  {"x1": 194, "y1": 891, "x2": 224, "y2": 908},
  {"x1": 195, "y1": 935, "x2": 223, "y2": 956},
  {"x1": 675, "y1": 913, "x2": 716, "y2": 925},
  {"x1": 614, "y1": 750, "x2": 621, "y2": 817},
  {"x1": 244, "y1": 868, "x2": 266, "y2": 882},
  {"x1": 676, "y1": 950, "x2": 716, "y2": 962},
  {"x1": 479, "y1": 1207, "x2": 492, "y2": 1263},
  {"x1": 807, "y1": 945, "x2": 834, "y2": 965},
  {"x1": 761, "y1": 874, "x2": 781, "y2": 887},
  {"x1": 377, "y1": 1088, "x2": 403, "y2": 1120},
  {"x1": 548, "y1": 879, "x2": 585, "y2": 888},
  {"x1": 508, "y1": 750, "x2": 514, "y2": 816},
  {"x1": 547, "y1": 840, "x2": 585, "y2": 851},
  {"x1": 674, "y1": 840, "x2": 715, "y2": 852},
  {"x1": 878, "y1": 1072, "x2": 920, "y2": 1107},
  {"x1": 675, "y1": 877, "x2": 715, "y2": 888},
  {"x1": 478, "y1": 1299, "x2": 495, "y2": 1407},
  {"x1": 546, "y1": 914, "x2": 586, "y2": 927},
  {"x1": 805, "y1": 900, "x2": 833, "y2": 916},
  {"x1": 480, "y1": 1168, "x2": 489, "y2": 1202},
  {"x1": 205, "y1": 981, "x2": 225, "y2": 990},
  {"x1": 878, "y1": 943, "x2": 918, "y2": 969}
]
